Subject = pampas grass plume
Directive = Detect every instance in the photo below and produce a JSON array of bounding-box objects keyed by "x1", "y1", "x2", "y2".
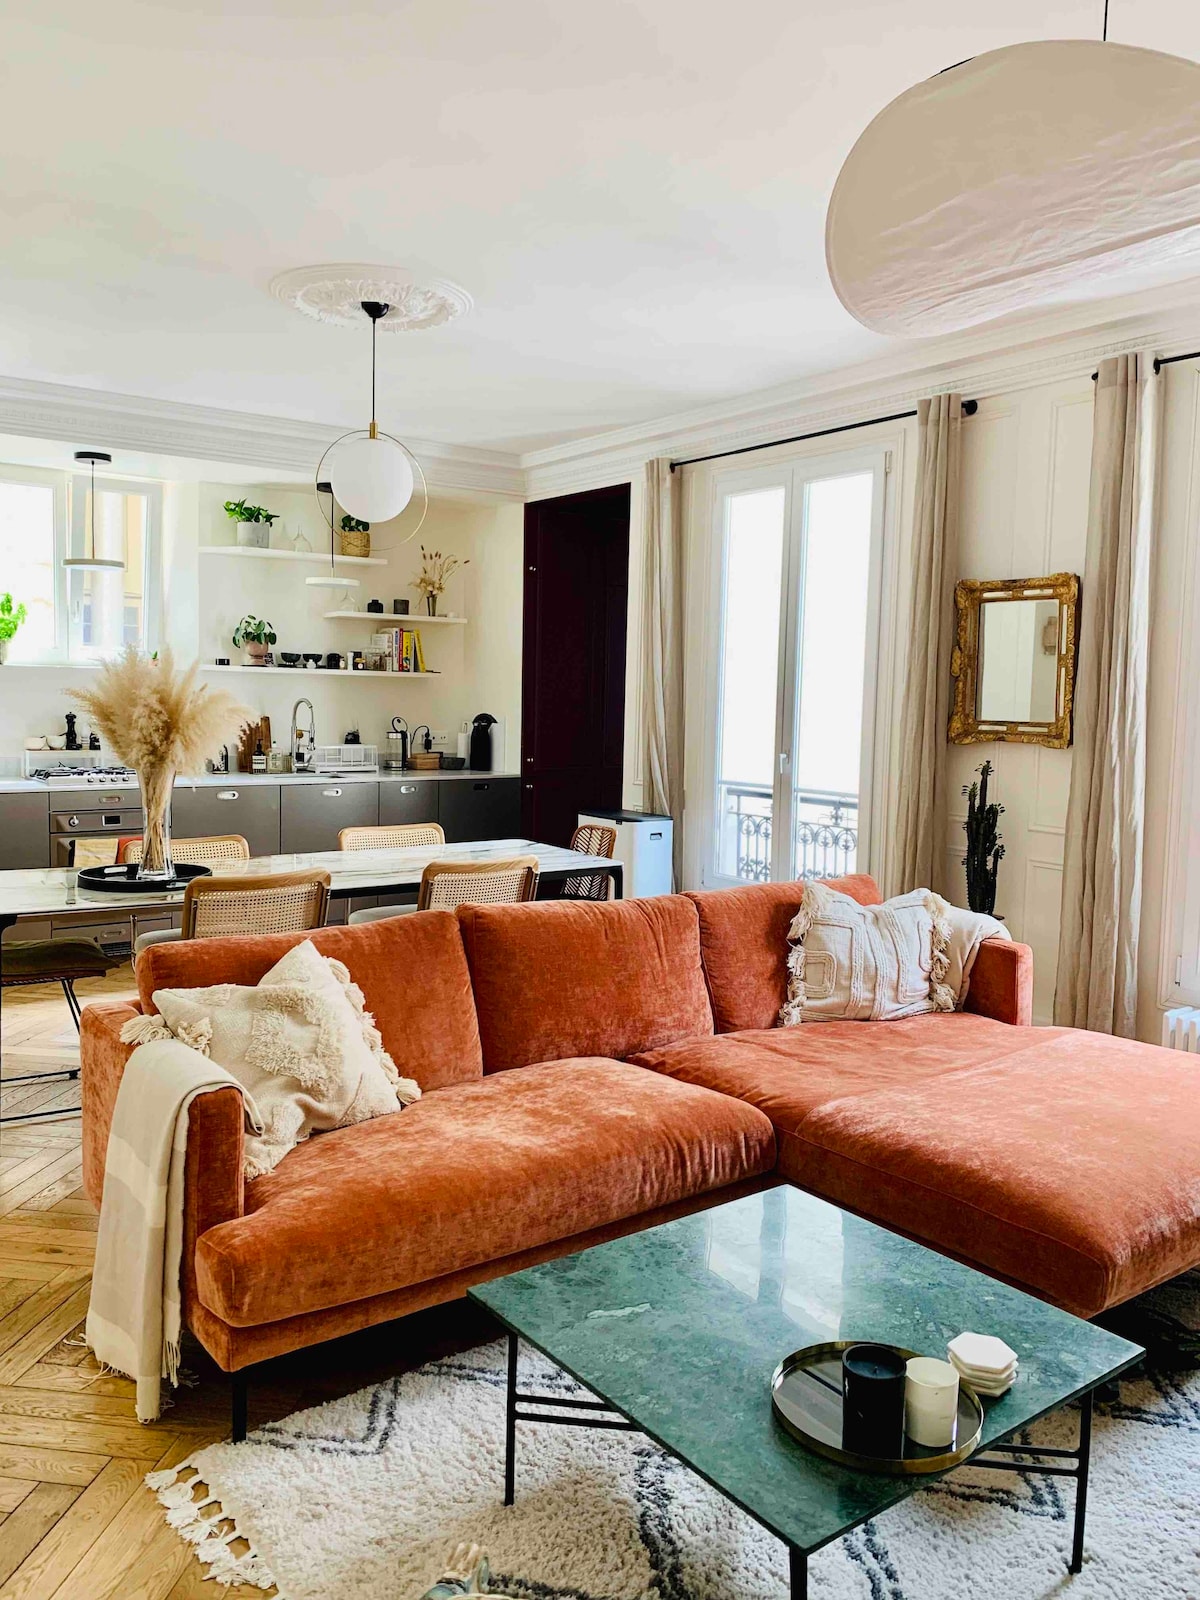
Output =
[{"x1": 69, "y1": 648, "x2": 251, "y2": 775}]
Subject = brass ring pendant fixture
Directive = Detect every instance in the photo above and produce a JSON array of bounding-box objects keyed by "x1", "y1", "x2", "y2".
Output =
[
  {"x1": 63, "y1": 450, "x2": 125, "y2": 572},
  {"x1": 307, "y1": 300, "x2": 429, "y2": 590}
]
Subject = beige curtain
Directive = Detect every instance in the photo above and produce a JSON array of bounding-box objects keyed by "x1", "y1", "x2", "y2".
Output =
[
  {"x1": 891, "y1": 394, "x2": 963, "y2": 896},
  {"x1": 1054, "y1": 354, "x2": 1158, "y2": 1036},
  {"x1": 642, "y1": 458, "x2": 685, "y2": 886}
]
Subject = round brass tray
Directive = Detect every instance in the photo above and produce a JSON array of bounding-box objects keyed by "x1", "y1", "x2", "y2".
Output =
[{"x1": 771, "y1": 1341, "x2": 983, "y2": 1476}]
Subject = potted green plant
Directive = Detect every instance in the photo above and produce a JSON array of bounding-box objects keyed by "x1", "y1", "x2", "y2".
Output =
[
  {"x1": 232, "y1": 615, "x2": 277, "y2": 667},
  {"x1": 339, "y1": 513, "x2": 371, "y2": 559},
  {"x1": 0, "y1": 593, "x2": 27, "y2": 664},
  {"x1": 224, "y1": 498, "x2": 279, "y2": 550}
]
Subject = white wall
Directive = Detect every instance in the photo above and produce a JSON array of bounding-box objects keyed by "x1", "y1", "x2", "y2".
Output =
[
  {"x1": 196, "y1": 486, "x2": 523, "y2": 767},
  {"x1": 949, "y1": 377, "x2": 1094, "y2": 1025}
]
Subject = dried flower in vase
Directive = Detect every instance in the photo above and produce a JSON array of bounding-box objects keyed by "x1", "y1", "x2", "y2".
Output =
[
  {"x1": 412, "y1": 545, "x2": 468, "y2": 616},
  {"x1": 69, "y1": 649, "x2": 251, "y2": 880}
]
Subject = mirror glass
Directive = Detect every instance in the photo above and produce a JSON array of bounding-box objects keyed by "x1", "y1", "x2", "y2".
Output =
[{"x1": 977, "y1": 597, "x2": 1062, "y2": 724}]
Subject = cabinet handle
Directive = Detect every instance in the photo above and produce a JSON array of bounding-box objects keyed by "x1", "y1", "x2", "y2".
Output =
[
  {"x1": 101, "y1": 794, "x2": 123, "y2": 804},
  {"x1": 323, "y1": 788, "x2": 343, "y2": 798},
  {"x1": 67, "y1": 814, "x2": 80, "y2": 828},
  {"x1": 216, "y1": 790, "x2": 239, "y2": 801},
  {"x1": 400, "y1": 784, "x2": 417, "y2": 794},
  {"x1": 525, "y1": 783, "x2": 533, "y2": 790},
  {"x1": 473, "y1": 783, "x2": 489, "y2": 791}
]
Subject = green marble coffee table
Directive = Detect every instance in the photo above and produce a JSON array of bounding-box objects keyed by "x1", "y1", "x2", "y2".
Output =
[{"x1": 470, "y1": 1187, "x2": 1143, "y2": 1598}]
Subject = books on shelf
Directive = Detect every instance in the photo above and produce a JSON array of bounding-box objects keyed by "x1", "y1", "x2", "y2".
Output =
[{"x1": 369, "y1": 627, "x2": 433, "y2": 674}]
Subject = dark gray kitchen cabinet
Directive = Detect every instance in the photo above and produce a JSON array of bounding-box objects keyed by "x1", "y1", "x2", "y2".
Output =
[
  {"x1": 0, "y1": 792, "x2": 49, "y2": 869},
  {"x1": 438, "y1": 777, "x2": 521, "y2": 843},
  {"x1": 171, "y1": 783, "x2": 281, "y2": 859},
  {"x1": 378, "y1": 779, "x2": 440, "y2": 828},
  {"x1": 280, "y1": 782, "x2": 378, "y2": 855}
]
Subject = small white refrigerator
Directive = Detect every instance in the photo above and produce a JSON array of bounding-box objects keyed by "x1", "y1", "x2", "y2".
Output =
[{"x1": 577, "y1": 808, "x2": 673, "y2": 899}]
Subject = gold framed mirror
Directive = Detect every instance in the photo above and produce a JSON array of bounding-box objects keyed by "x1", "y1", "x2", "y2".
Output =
[{"x1": 949, "y1": 572, "x2": 1080, "y2": 748}]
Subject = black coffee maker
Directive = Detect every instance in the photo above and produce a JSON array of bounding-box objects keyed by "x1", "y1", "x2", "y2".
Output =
[{"x1": 469, "y1": 712, "x2": 497, "y2": 772}]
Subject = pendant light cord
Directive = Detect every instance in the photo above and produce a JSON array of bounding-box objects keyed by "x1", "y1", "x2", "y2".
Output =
[
  {"x1": 1102, "y1": 0, "x2": 1109, "y2": 41},
  {"x1": 371, "y1": 311, "x2": 377, "y2": 430},
  {"x1": 88, "y1": 455, "x2": 96, "y2": 558}
]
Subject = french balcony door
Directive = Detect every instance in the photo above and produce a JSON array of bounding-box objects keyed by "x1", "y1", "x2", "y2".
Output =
[{"x1": 704, "y1": 450, "x2": 886, "y2": 888}]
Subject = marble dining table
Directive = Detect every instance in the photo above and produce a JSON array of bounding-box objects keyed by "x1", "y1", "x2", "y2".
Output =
[{"x1": 0, "y1": 838, "x2": 623, "y2": 931}]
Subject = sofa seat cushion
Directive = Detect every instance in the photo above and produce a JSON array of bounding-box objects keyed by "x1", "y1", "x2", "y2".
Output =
[
  {"x1": 194, "y1": 1057, "x2": 775, "y2": 1327},
  {"x1": 793, "y1": 1031, "x2": 1200, "y2": 1317},
  {"x1": 457, "y1": 896, "x2": 714, "y2": 1072},
  {"x1": 137, "y1": 911, "x2": 482, "y2": 1090},
  {"x1": 631, "y1": 1012, "x2": 1038, "y2": 1135}
]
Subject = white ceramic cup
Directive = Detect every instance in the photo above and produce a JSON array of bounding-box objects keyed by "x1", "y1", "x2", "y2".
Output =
[
  {"x1": 47, "y1": 735, "x2": 67, "y2": 750},
  {"x1": 905, "y1": 1356, "x2": 960, "y2": 1448},
  {"x1": 24, "y1": 736, "x2": 47, "y2": 751}
]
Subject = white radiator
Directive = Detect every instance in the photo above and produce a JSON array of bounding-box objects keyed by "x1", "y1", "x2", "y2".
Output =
[{"x1": 1162, "y1": 1006, "x2": 1200, "y2": 1051}]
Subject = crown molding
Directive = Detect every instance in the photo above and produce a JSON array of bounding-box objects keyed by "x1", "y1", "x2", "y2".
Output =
[
  {"x1": 0, "y1": 375, "x2": 525, "y2": 499},
  {"x1": 521, "y1": 286, "x2": 1200, "y2": 499}
]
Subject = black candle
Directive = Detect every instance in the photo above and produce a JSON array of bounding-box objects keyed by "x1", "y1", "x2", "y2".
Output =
[{"x1": 841, "y1": 1343, "x2": 907, "y2": 1457}]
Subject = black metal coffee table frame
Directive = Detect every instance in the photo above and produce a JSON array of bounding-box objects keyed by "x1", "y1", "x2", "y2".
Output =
[{"x1": 500, "y1": 1330, "x2": 1096, "y2": 1599}]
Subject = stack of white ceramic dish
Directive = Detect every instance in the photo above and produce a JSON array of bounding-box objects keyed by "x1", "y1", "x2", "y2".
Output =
[{"x1": 947, "y1": 1332, "x2": 1018, "y2": 1397}]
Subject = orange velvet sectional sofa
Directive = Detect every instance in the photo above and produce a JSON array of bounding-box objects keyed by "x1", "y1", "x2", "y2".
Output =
[{"x1": 80, "y1": 874, "x2": 1200, "y2": 1398}]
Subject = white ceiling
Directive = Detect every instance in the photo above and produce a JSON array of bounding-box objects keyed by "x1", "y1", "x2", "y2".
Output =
[{"x1": 2, "y1": 0, "x2": 1198, "y2": 455}]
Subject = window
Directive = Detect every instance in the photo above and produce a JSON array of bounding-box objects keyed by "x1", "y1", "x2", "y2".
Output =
[
  {"x1": 0, "y1": 466, "x2": 161, "y2": 663},
  {"x1": 702, "y1": 449, "x2": 886, "y2": 887}
]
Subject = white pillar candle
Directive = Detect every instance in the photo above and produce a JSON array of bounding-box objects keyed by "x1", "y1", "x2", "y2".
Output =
[{"x1": 905, "y1": 1357, "x2": 960, "y2": 1448}]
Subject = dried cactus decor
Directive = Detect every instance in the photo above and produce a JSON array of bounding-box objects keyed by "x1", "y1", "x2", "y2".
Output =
[{"x1": 962, "y1": 760, "x2": 1005, "y2": 915}]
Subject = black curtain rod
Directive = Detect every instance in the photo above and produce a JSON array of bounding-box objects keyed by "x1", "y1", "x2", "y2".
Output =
[
  {"x1": 1090, "y1": 351, "x2": 1200, "y2": 380},
  {"x1": 669, "y1": 398, "x2": 979, "y2": 472}
]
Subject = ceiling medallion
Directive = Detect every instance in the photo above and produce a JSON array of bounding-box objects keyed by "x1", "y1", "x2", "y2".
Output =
[{"x1": 268, "y1": 264, "x2": 472, "y2": 332}]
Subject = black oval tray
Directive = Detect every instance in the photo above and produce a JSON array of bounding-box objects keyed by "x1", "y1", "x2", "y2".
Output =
[
  {"x1": 771, "y1": 1341, "x2": 983, "y2": 1476},
  {"x1": 76, "y1": 863, "x2": 212, "y2": 895}
]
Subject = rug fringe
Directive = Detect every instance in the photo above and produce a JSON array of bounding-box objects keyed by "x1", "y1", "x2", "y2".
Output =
[{"x1": 148, "y1": 1462, "x2": 282, "y2": 1593}]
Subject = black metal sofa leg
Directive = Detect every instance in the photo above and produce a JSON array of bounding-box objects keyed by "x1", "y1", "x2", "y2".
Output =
[{"x1": 231, "y1": 1369, "x2": 249, "y2": 1442}]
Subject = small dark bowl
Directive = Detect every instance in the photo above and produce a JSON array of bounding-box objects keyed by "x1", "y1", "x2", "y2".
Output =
[
  {"x1": 302, "y1": 652, "x2": 322, "y2": 666},
  {"x1": 279, "y1": 652, "x2": 301, "y2": 666},
  {"x1": 440, "y1": 755, "x2": 466, "y2": 770}
]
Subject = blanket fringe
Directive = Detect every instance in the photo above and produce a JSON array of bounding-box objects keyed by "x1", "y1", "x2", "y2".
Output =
[
  {"x1": 119, "y1": 1014, "x2": 175, "y2": 1046},
  {"x1": 149, "y1": 1464, "x2": 281, "y2": 1593},
  {"x1": 926, "y1": 891, "x2": 957, "y2": 1012},
  {"x1": 778, "y1": 880, "x2": 828, "y2": 1027}
]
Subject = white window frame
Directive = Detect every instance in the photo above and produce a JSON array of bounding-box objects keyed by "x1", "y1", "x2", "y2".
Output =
[
  {"x1": 0, "y1": 464, "x2": 162, "y2": 664},
  {"x1": 693, "y1": 443, "x2": 891, "y2": 890}
]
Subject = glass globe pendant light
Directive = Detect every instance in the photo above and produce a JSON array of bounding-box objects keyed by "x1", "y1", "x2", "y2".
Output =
[
  {"x1": 329, "y1": 301, "x2": 414, "y2": 521},
  {"x1": 63, "y1": 451, "x2": 125, "y2": 571}
]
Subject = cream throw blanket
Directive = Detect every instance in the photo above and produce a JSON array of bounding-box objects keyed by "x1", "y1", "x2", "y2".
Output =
[
  {"x1": 780, "y1": 882, "x2": 1009, "y2": 1025},
  {"x1": 86, "y1": 1039, "x2": 259, "y2": 1423}
]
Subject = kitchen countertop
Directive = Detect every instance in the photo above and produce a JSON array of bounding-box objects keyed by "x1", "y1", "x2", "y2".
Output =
[{"x1": 0, "y1": 770, "x2": 517, "y2": 795}]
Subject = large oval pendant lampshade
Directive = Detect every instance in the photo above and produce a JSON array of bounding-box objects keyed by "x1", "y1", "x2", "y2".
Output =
[
  {"x1": 328, "y1": 433, "x2": 415, "y2": 523},
  {"x1": 825, "y1": 41, "x2": 1200, "y2": 337}
]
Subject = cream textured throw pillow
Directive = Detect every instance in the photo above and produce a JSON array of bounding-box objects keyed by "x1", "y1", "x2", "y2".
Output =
[
  {"x1": 779, "y1": 882, "x2": 1010, "y2": 1026},
  {"x1": 122, "y1": 940, "x2": 420, "y2": 1178}
]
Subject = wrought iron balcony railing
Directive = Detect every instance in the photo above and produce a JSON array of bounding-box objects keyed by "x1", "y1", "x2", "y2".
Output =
[{"x1": 719, "y1": 781, "x2": 858, "y2": 882}]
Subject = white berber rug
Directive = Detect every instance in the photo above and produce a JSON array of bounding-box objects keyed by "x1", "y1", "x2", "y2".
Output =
[{"x1": 152, "y1": 1270, "x2": 1200, "y2": 1600}]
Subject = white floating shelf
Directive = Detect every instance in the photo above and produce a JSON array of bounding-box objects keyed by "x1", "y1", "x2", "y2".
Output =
[
  {"x1": 322, "y1": 610, "x2": 466, "y2": 625},
  {"x1": 201, "y1": 664, "x2": 436, "y2": 679},
  {"x1": 199, "y1": 545, "x2": 388, "y2": 567}
]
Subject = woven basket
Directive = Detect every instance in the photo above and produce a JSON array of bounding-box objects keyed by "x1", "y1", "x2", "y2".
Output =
[
  {"x1": 407, "y1": 751, "x2": 442, "y2": 771},
  {"x1": 339, "y1": 526, "x2": 371, "y2": 558}
]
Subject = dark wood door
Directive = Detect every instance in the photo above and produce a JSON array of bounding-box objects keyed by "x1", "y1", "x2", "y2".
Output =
[{"x1": 522, "y1": 485, "x2": 630, "y2": 846}]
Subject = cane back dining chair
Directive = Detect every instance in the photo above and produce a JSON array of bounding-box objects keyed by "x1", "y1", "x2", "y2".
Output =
[
  {"x1": 417, "y1": 856, "x2": 540, "y2": 910},
  {"x1": 561, "y1": 822, "x2": 618, "y2": 901},
  {"x1": 342, "y1": 823, "x2": 446, "y2": 924},
  {"x1": 126, "y1": 836, "x2": 254, "y2": 953},
  {"x1": 179, "y1": 868, "x2": 331, "y2": 941}
]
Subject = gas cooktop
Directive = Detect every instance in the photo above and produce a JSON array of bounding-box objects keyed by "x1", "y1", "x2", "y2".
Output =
[{"x1": 31, "y1": 766, "x2": 139, "y2": 789}]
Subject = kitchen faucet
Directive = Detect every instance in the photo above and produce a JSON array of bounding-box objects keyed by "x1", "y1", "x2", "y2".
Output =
[{"x1": 291, "y1": 699, "x2": 316, "y2": 771}]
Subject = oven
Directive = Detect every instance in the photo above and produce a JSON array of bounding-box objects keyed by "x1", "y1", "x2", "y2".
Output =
[{"x1": 50, "y1": 799, "x2": 144, "y2": 869}]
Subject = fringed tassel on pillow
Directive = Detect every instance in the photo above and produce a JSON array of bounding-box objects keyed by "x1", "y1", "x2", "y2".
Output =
[
  {"x1": 119, "y1": 1014, "x2": 175, "y2": 1047},
  {"x1": 926, "y1": 891, "x2": 957, "y2": 1012},
  {"x1": 778, "y1": 880, "x2": 831, "y2": 1028}
]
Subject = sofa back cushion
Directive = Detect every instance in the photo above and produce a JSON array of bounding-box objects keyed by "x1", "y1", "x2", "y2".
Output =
[
  {"x1": 456, "y1": 894, "x2": 714, "y2": 1072},
  {"x1": 136, "y1": 912, "x2": 482, "y2": 1089},
  {"x1": 687, "y1": 874, "x2": 882, "y2": 1033}
]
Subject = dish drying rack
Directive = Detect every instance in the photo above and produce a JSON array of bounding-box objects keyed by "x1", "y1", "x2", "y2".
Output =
[{"x1": 311, "y1": 744, "x2": 378, "y2": 775}]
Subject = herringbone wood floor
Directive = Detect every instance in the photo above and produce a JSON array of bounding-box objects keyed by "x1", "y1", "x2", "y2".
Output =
[{"x1": 0, "y1": 968, "x2": 493, "y2": 1598}]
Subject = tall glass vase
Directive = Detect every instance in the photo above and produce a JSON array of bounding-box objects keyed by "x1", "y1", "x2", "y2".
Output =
[{"x1": 137, "y1": 766, "x2": 175, "y2": 881}]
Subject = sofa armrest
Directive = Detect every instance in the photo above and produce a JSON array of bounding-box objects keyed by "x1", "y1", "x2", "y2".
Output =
[
  {"x1": 963, "y1": 937, "x2": 1033, "y2": 1026},
  {"x1": 80, "y1": 1002, "x2": 245, "y2": 1272}
]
